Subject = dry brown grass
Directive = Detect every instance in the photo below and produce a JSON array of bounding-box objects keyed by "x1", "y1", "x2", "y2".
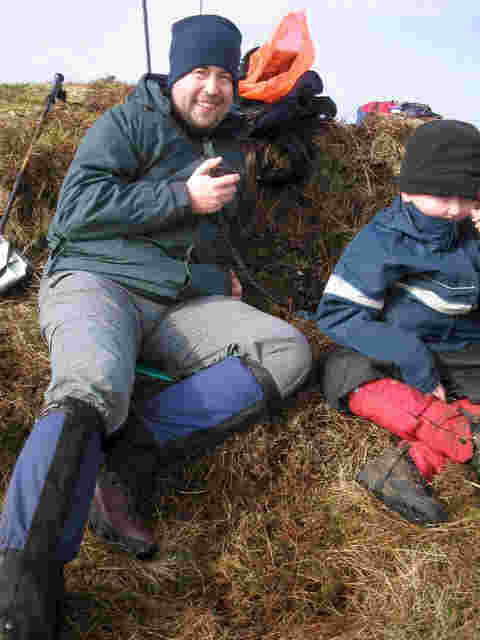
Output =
[{"x1": 1, "y1": 81, "x2": 479, "y2": 639}]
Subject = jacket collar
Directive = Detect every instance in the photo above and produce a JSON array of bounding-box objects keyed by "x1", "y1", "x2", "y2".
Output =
[{"x1": 386, "y1": 195, "x2": 457, "y2": 250}]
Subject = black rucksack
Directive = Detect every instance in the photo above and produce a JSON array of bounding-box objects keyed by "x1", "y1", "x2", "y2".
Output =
[{"x1": 235, "y1": 52, "x2": 337, "y2": 186}]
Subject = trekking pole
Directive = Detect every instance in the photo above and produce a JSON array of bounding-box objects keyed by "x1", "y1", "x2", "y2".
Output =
[
  {"x1": 0, "y1": 73, "x2": 65, "y2": 293},
  {"x1": 141, "y1": 0, "x2": 152, "y2": 74},
  {"x1": 0, "y1": 72, "x2": 66, "y2": 236}
]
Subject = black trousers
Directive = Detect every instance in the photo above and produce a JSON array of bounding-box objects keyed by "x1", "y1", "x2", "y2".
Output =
[{"x1": 321, "y1": 343, "x2": 480, "y2": 411}]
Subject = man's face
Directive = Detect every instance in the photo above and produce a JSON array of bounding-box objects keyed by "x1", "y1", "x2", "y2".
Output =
[
  {"x1": 402, "y1": 193, "x2": 480, "y2": 222},
  {"x1": 171, "y1": 66, "x2": 234, "y2": 133}
]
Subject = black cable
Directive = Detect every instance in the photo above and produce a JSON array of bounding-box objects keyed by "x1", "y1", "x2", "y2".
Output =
[{"x1": 216, "y1": 213, "x2": 292, "y2": 308}]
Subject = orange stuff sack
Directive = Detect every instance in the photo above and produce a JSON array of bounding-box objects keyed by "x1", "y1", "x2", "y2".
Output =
[{"x1": 238, "y1": 10, "x2": 315, "y2": 104}]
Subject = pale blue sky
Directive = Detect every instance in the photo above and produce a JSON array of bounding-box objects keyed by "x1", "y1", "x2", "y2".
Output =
[{"x1": 2, "y1": 0, "x2": 479, "y2": 127}]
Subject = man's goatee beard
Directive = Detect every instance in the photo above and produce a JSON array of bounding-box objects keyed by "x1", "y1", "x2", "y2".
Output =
[{"x1": 171, "y1": 104, "x2": 222, "y2": 138}]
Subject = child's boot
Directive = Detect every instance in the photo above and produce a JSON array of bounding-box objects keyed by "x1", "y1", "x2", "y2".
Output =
[{"x1": 356, "y1": 443, "x2": 448, "y2": 525}]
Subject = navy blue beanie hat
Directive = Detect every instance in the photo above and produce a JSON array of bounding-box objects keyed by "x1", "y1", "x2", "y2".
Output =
[
  {"x1": 399, "y1": 119, "x2": 480, "y2": 199},
  {"x1": 167, "y1": 15, "x2": 242, "y2": 90}
]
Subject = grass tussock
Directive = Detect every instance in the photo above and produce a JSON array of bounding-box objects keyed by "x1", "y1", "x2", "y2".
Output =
[{"x1": 1, "y1": 79, "x2": 479, "y2": 639}]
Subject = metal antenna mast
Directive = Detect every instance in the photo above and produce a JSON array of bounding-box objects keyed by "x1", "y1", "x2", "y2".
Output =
[
  {"x1": 142, "y1": 0, "x2": 152, "y2": 74},
  {"x1": 200, "y1": 0, "x2": 203, "y2": 14}
]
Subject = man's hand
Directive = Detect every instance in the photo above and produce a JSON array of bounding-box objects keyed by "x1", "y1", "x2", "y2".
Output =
[
  {"x1": 186, "y1": 157, "x2": 240, "y2": 215},
  {"x1": 471, "y1": 206, "x2": 480, "y2": 232},
  {"x1": 230, "y1": 270, "x2": 242, "y2": 300}
]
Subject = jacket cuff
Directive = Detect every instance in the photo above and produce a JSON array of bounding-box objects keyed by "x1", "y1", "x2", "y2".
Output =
[
  {"x1": 403, "y1": 368, "x2": 440, "y2": 395},
  {"x1": 166, "y1": 181, "x2": 195, "y2": 222},
  {"x1": 187, "y1": 264, "x2": 231, "y2": 297}
]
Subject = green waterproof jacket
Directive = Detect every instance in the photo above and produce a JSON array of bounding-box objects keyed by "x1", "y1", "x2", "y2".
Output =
[{"x1": 45, "y1": 74, "x2": 251, "y2": 301}]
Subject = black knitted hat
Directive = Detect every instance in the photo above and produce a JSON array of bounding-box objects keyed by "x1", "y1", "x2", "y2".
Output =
[
  {"x1": 167, "y1": 15, "x2": 242, "y2": 89},
  {"x1": 399, "y1": 119, "x2": 480, "y2": 198}
]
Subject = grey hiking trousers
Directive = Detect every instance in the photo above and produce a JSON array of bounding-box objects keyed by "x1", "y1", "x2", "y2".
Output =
[{"x1": 39, "y1": 271, "x2": 312, "y2": 434}]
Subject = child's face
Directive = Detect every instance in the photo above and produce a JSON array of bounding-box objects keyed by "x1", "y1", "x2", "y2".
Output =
[{"x1": 402, "y1": 193, "x2": 480, "y2": 222}]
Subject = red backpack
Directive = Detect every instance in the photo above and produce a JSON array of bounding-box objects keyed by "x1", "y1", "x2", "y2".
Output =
[{"x1": 356, "y1": 101, "x2": 398, "y2": 124}]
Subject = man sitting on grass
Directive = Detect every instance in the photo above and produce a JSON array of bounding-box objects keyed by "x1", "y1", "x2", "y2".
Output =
[{"x1": 0, "y1": 14, "x2": 312, "y2": 639}]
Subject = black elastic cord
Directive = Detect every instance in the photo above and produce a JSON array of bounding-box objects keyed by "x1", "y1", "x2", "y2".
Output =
[{"x1": 216, "y1": 213, "x2": 291, "y2": 307}]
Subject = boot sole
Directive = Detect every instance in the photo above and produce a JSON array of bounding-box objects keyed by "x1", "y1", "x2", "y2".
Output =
[{"x1": 88, "y1": 504, "x2": 159, "y2": 560}]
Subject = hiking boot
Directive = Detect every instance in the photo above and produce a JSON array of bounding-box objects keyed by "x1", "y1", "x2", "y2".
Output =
[
  {"x1": 0, "y1": 550, "x2": 64, "y2": 640},
  {"x1": 0, "y1": 553, "x2": 94, "y2": 640},
  {"x1": 356, "y1": 445, "x2": 448, "y2": 525},
  {"x1": 88, "y1": 471, "x2": 158, "y2": 560}
]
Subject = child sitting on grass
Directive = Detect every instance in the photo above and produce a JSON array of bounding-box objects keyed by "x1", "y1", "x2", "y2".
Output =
[{"x1": 314, "y1": 119, "x2": 480, "y2": 525}]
